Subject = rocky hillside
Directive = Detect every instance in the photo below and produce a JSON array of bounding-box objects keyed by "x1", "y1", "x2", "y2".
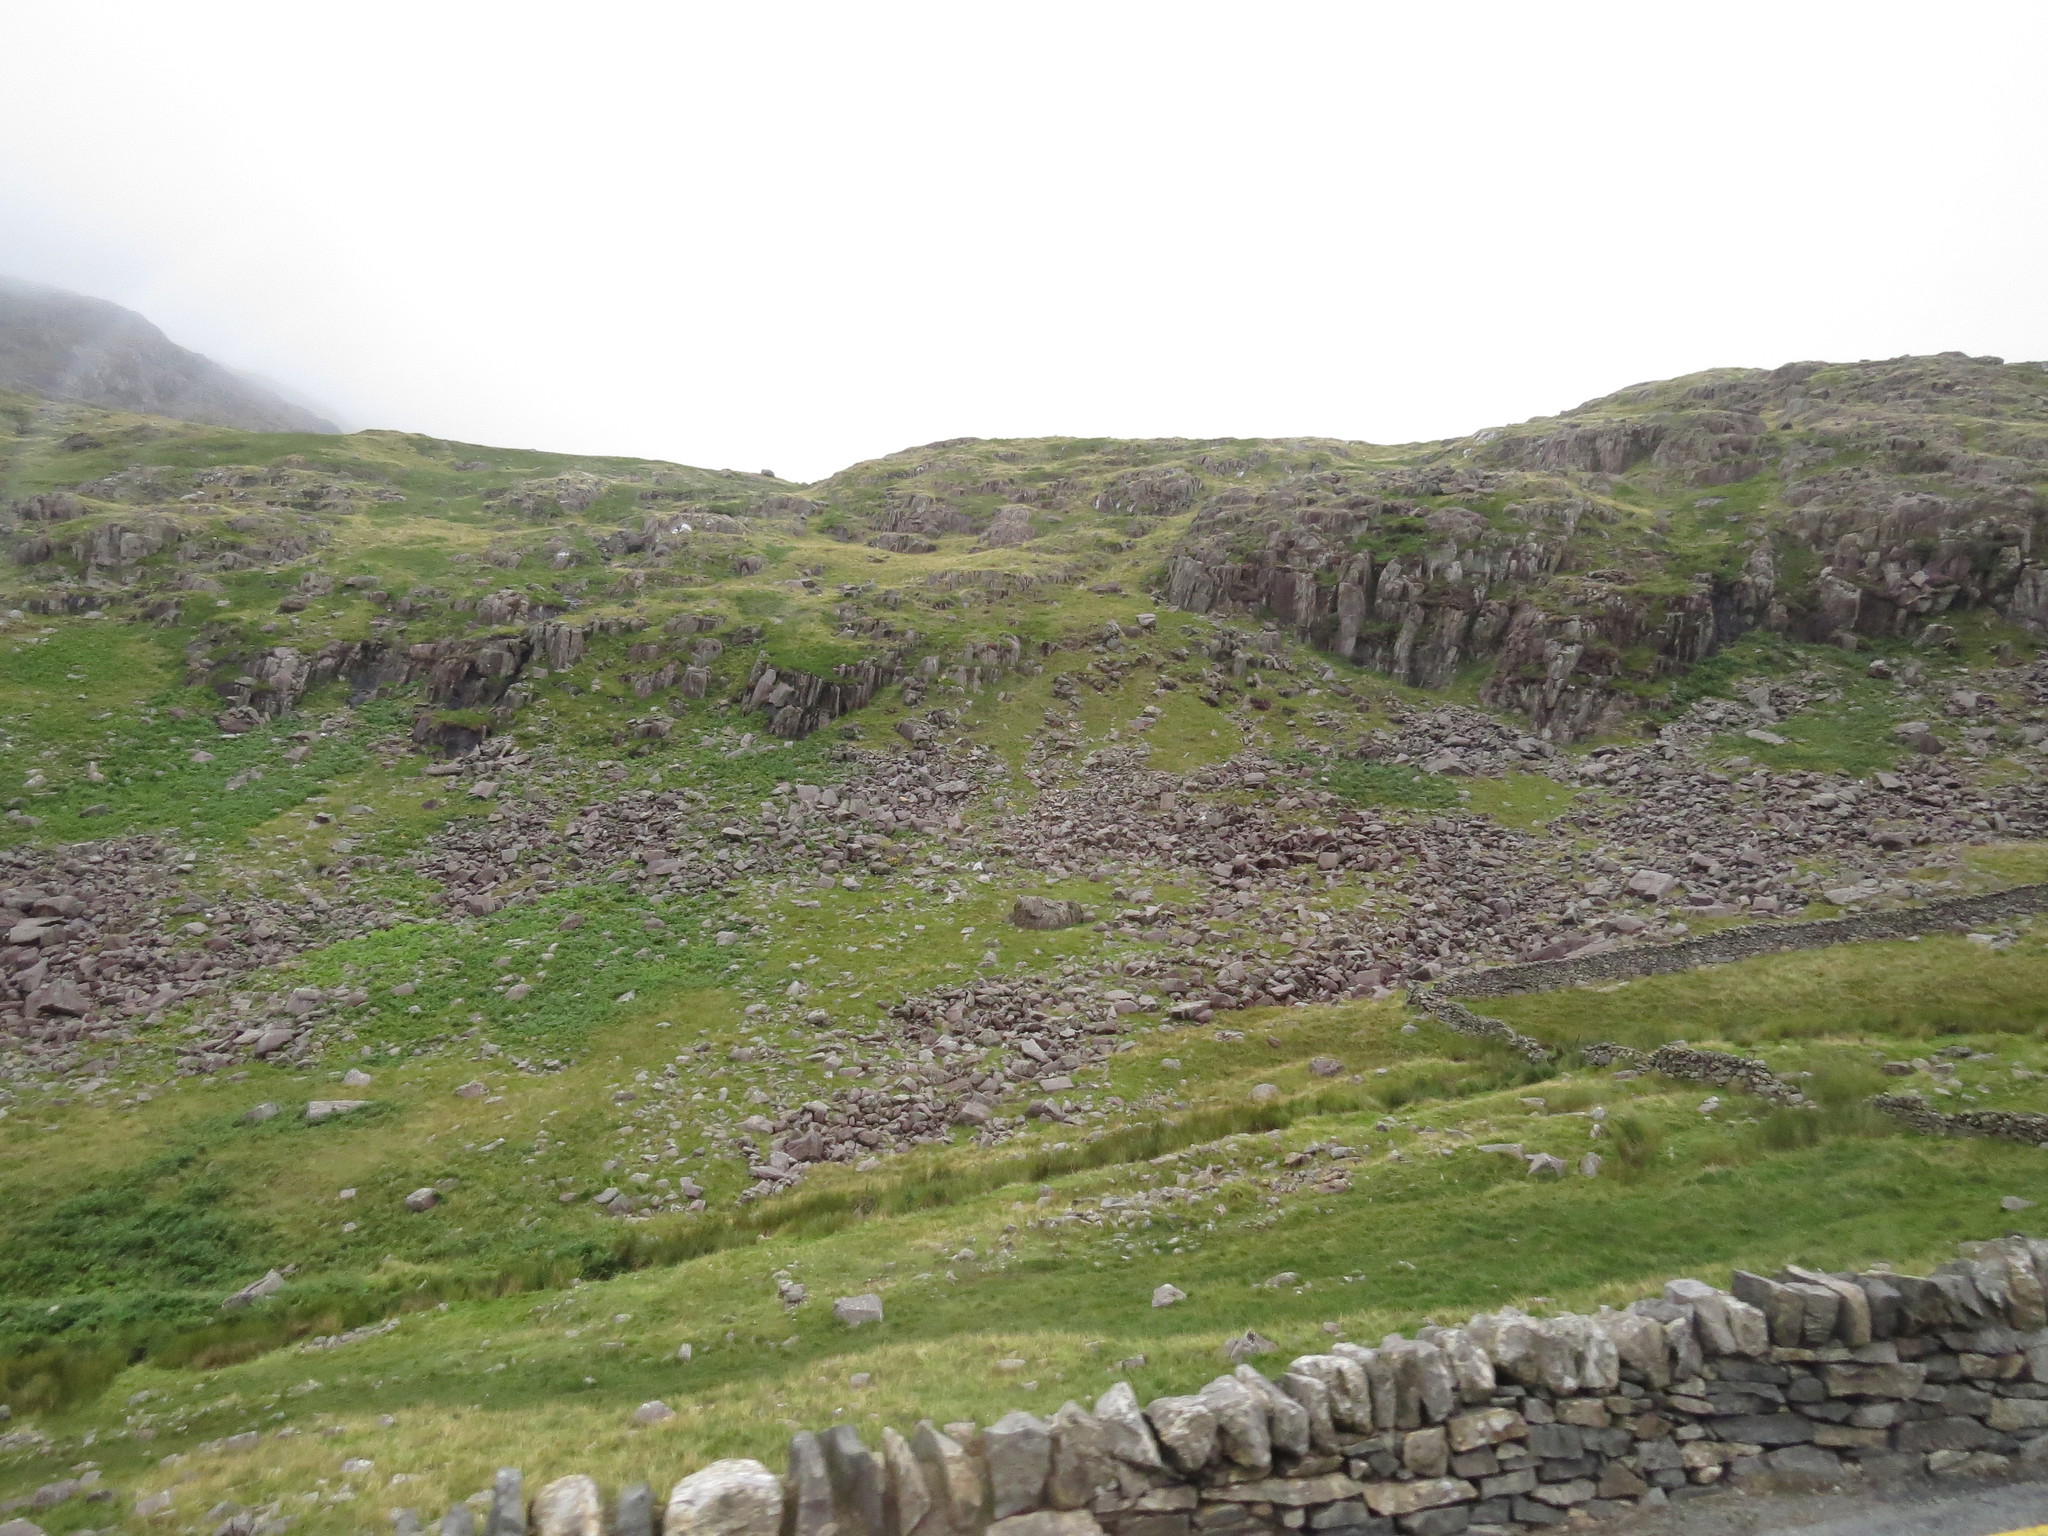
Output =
[
  {"x1": 0, "y1": 278, "x2": 338, "y2": 434},
  {"x1": 0, "y1": 359, "x2": 2040, "y2": 1534},
  {"x1": 790, "y1": 355, "x2": 2048, "y2": 741}
]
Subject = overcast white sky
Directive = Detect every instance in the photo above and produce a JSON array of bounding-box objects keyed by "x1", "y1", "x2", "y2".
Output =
[{"x1": 3, "y1": 1, "x2": 2045, "y2": 481}]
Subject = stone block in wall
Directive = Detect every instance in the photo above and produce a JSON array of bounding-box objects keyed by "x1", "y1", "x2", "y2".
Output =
[
  {"x1": 1987, "y1": 1397, "x2": 2048, "y2": 1432},
  {"x1": 1399, "y1": 1428, "x2": 1446, "y2": 1479},
  {"x1": 1102, "y1": 1516, "x2": 1190, "y2": 1536},
  {"x1": 1144, "y1": 1397, "x2": 1218, "y2": 1476},
  {"x1": 1303, "y1": 1500, "x2": 1370, "y2": 1530},
  {"x1": 531, "y1": 1476, "x2": 602, "y2": 1536},
  {"x1": 1508, "y1": 1494, "x2": 1567, "y2": 1526},
  {"x1": 1895, "y1": 1416, "x2": 2002, "y2": 1453},
  {"x1": 1197, "y1": 1474, "x2": 1364, "y2": 1507},
  {"x1": 986, "y1": 1412, "x2": 1055, "y2": 1519},
  {"x1": 1709, "y1": 1415, "x2": 1815, "y2": 1447},
  {"x1": 988, "y1": 1514, "x2": 1106, "y2": 1536},
  {"x1": 1357, "y1": 1478, "x2": 1474, "y2": 1518},
  {"x1": 1233, "y1": 1367, "x2": 1311, "y2": 1459},
  {"x1": 787, "y1": 1433, "x2": 834, "y2": 1536},
  {"x1": 1093, "y1": 1385, "x2": 1168, "y2": 1480},
  {"x1": 1475, "y1": 1467, "x2": 1534, "y2": 1500},
  {"x1": 1199, "y1": 1376, "x2": 1274, "y2": 1474},
  {"x1": 821, "y1": 1426, "x2": 885, "y2": 1536},
  {"x1": 1393, "y1": 1508, "x2": 1467, "y2": 1536},
  {"x1": 1443, "y1": 1407, "x2": 1524, "y2": 1452},
  {"x1": 881, "y1": 1428, "x2": 933, "y2": 1536},
  {"x1": 1812, "y1": 1425, "x2": 1889, "y2": 1449},
  {"x1": 488, "y1": 1469, "x2": 524, "y2": 1536},
  {"x1": 1821, "y1": 1362, "x2": 1927, "y2": 1398},
  {"x1": 663, "y1": 1460, "x2": 784, "y2": 1536},
  {"x1": 912, "y1": 1419, "x2": 985, "y2": 1533}
]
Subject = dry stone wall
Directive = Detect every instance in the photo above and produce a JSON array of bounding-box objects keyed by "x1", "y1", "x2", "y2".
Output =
[
  {"x1": 1439, "y1": 881, "x2": 2048, "y2": 999},
  {"x1": 397, "y1": 1237, "x2": 2048, "y2": 1536}
]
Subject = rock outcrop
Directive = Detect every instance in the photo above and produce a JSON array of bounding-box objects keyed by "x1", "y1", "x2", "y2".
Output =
[{"x1": 1162, "y1": 354, "x2": 2048, "y2": 738}]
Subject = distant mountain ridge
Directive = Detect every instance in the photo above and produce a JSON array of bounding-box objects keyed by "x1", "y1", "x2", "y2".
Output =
[{"x1": 0, "y1": 276, "x2": 339, "y2": 434}]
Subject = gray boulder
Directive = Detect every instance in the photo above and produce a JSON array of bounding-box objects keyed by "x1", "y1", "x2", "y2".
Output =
[
  {"x1": 221, "y1": 1269, "x2": 285, "y2": 1310},
  {"x1": 1010, "y1": 897, "x2": 1087, "y2": 931},
  {"x1": 833, "y1": 1294, "x2": 884, "y2": 1327},
  {"x1": 305, "y1": 1099, "x2": 370, "y2": 1123}
]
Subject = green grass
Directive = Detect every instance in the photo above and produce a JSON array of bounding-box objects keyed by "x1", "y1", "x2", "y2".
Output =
[
  {"x1": 1710, "y1": 685, "x2": 1906, "y2": 776},
  {"x1": 1311, "y1": 759, "x2": 1460, "y2": 810},
  {"x1": 1462, "y1": 771, "x2": 1582, "y2": 827},
  {"x1": 1480, "y1": 923, "x2": 2048, "y2": 1051}
]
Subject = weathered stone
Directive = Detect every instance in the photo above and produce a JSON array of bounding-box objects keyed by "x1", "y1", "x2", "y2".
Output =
[
  {"x1": 1594, "y1": 1464, "x2": 1647, "y2": 1499},
  {"x1": 1143, "y1": 1395, "x2": 1217, "y2": 1475},
  {"x1": 821, "y1": 1425, "x2": 885, "y2": 1536},
  {"x1": 1046, "y1": 1403, "x2": 1114, "y2": 1509},
  {"x1": 1358, "y1": 1479, "x2": 1475, "y2": 1518},
  {"x1": 1664, "y1": 1279, "x2": 1767, "y2": 1356},
  {"x1": 984, "y1": 1513, "x2": 1103, "y2": 1536},
  {"x1": 1896, "y1": 1416, "x2": 2000, "y2": 1454},
  {"x1": 1011, "y1": 897, "x2": 1088, "y2": 931},
  {"x1": 1987, "y1": 1398, "x2": 2048, "y2": 1432},
  {"x1": 1527, "y1": 1479, "x2": 1594, "y2": 1508},
  {"x1": 1710, "y1": 1415, "x2": 1814, "y2": 1447},
  {"x1": 1732, "y1": 1271, "x2": 1806, "y2": 1347},
  {"x1": 1761, "y1": 1445, "x2": 1845, "y2": 1484},
  {"x1": 1401, "y1": 1426, "x2": 1448, "y2": 1478},
  {"x1": 614, "y1": 1483, "x2": 655, "y2": 1536},
  {"x1": 664, "y1": 1460, "x2": 785, "y2": 1536},
  {"x1": 835, "y1": 1294, "x2": 885, "y2": 1326},
  {"x1": 220, "y1": 1268, "x2": 285, "y2": 1310},
  {"x1": 1445, "y1": 1408, "x2": 1525, "y2": 1453},
  {"x1": 1197, "y1": 1375, "x2": 1272, "y2": 1473},
  {"x1": 910, "y1": 1421, "x2": 983, "y2": 1534},
  {"x1": 883, "y1": 1427, "x2": 934, "y2": 1535},
  {"x1": 1201, "y1": 1474, "x2": 1364, "y2": 1507},
  {"x1": 1233, "y1": 1365, "x2": 1309, "y2": 1458},
  {"x1": 1094, "y1": 1382, "x2": 1167, "y2": 1471},
  {"x1": 531, "y1": 1476, "x2": 602, "y2": 1536},
  {"x1": 1278, "y1": 1370, "x2": 1340, "y2": 1453},
  {"x1": 1592, "y1": 1308, "x2": 1669, "y2": 1390},
  {"x1": 487, "y1": 1469, "x2": 524, "y2": 1536},
  {"x1": 305, "y1": 1098, "x2": 370, "y2": 1122},
  {"x1": 985, "y1": 1410, "x2": 1053, "y2": 1519},
  {"x1": 1821, "y1": 1362, "x2": 1926, "y2": 1399},
  {"x1": 1287, "y1": 1353, "x2": 1374, "y2": 1433}
]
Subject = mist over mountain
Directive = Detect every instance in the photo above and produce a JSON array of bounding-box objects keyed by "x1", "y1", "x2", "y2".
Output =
[{"x1": 0, "y1": 276, "x2": 338, "y2": 434}]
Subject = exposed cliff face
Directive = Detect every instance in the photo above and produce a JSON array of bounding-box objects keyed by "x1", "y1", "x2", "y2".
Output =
[
  {"x1": 1164, "y1": 353, "x2": 2048, "y2": 738},
  {"x1": 0, "y1": 277, "x2": 339, "y2": 433}
]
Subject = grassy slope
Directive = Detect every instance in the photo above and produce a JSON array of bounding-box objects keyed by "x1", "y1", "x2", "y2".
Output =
[
  {"x1": 11, "y1": 930, "x2": 2048, "y2": 1530},
  {"x1": 0, "y1": 401, "x2": 2042, "y2": 1525}
]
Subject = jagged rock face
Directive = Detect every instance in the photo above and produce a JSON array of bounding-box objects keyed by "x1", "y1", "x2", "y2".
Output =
[
  {"x1": 1168, "y1": 353, "x2": 2048, "y2": 739},
  {"x1": 1164, "y1": 472, "x2": 1697, "y2": 738}
]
